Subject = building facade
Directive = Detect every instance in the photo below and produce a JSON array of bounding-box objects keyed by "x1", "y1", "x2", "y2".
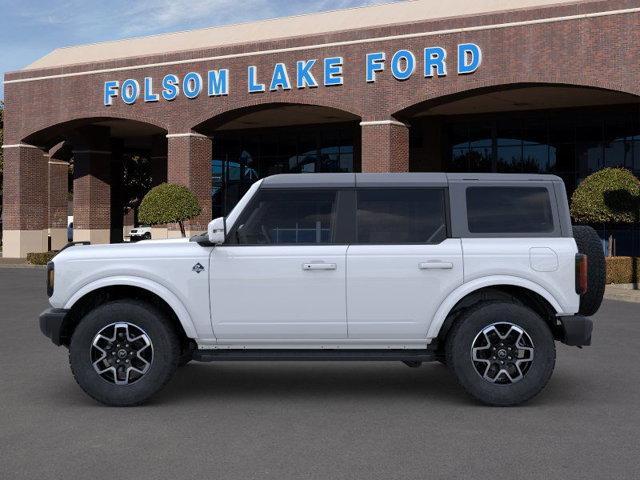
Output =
[{"x1": 3, "y1": 0, "x2": 640, "y2": 257}]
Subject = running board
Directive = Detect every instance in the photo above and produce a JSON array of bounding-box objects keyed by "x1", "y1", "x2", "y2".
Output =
[{"x1": 192, "y1": 349, "x2": 438, "y2": 362}]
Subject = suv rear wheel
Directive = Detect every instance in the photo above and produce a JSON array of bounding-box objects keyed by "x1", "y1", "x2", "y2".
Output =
[
  {"x1": 69, "y1": 300, "x2": 180, "y2": 406},
  {"x1": 445, "y1": 301, "x2": 556, "y2": 406}
]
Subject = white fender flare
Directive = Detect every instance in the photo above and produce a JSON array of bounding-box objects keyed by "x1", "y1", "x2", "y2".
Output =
[
  {"x1": 63, "y1": 276, "x2": 198, "y2": 338},
  {"x1": 426, "y1": 275, "x2": 564, "y2": 339}
]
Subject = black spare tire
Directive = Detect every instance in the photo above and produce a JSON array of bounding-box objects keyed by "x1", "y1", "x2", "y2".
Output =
[{"x1": 573, "y1": 225, "x2": 605, "y2": 316}]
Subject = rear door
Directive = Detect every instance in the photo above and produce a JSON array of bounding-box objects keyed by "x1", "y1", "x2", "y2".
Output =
[{"x1": 346, "y1": 186, "x2": 463, "y2": 340}]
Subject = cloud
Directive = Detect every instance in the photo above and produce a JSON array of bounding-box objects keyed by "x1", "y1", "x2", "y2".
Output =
[
  {"x1": 0, "y1": 0, "x2": 400, "y2": 98},
  {"x1": 11, "y1": 0, "x2": 397, "y2": 42}
]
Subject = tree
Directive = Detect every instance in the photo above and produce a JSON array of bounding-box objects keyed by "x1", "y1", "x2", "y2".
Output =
[
  {"x1": 570, "y1": 167, "x2": 640, "y2": 255},
  {"x1": 138, "y1": 183, "x2": 202, "y2": 237}
]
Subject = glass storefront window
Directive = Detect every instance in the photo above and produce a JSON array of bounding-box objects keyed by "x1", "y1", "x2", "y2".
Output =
[
  {"x1": 212, "y1": 122, "x2": 358, "y2": 217},
  {"x1": 440, "y1": 104, "x2": 640, "y2": 198}
]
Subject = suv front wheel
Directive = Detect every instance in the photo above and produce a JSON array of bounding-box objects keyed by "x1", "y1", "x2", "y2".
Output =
[
  {"x1": 445, "y1": 302, "x2": 556, "y2": 406},
  {"x1": 69, "y1": 300, "x2": 180, "y2": 406}
]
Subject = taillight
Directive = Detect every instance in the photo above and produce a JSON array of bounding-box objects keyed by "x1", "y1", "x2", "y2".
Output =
[
  {"x1": 575, "y1": 254, "x2": 588, "y2": 295},
  {"x1": 47, "y1": 262, "x2": 55, "y2": 298}
]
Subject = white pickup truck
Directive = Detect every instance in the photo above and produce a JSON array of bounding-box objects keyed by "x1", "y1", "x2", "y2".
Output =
[{"x1": 39, "y1": 173, "x2": 605, "y2": 407}]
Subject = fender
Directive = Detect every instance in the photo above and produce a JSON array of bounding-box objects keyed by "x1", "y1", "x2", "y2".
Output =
[
  {"x1": 426, "y1": 275, "x2": 564, "y2": 340},
  {"x1": 63, "y1": 275, "x2": 198, "y2": 338}
]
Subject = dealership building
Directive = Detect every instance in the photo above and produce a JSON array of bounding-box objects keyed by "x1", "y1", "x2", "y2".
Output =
[{"x1": 2, "y1": 0, "x2": 640, "y2": 257}]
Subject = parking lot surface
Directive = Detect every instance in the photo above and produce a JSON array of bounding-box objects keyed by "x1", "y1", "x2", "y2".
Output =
[{"x1": 1, "y1": 267, "x2": 639, "y2": 480}]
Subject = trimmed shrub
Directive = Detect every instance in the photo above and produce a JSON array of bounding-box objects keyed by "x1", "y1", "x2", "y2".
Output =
[
  {"x1": 138, "y1": 183, "x2": 202, "y2": 237},
  {"x1": 606, "y1": 256, "x2": 640, "y2": 284},
  {"x1": 27, "y1": 251, "x2": 57, "y2": 265},
  {"x1": 570, "y1": 168, "x2": 640, "y2": 224}
]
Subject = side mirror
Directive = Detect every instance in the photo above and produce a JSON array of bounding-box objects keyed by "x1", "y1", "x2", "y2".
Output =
[{"x1": 208, "y1": 217, "x2": 226, "y2": 245}]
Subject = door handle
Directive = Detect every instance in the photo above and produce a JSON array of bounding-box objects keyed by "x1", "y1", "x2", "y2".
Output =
[
  {"x1": 419, "y1": 261, "x2": 454, "y2": 270},
  {"x1": 302, "y1": 263, "x2": 337, "y2": 271}
]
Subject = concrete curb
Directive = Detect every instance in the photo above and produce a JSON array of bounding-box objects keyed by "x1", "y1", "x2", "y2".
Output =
[
  {"x1": 604, "y1": 284, "x2": 640, "y2": 303},
  {"x1": 0, "y1": 264, "x2": 46, "y2": 269}
]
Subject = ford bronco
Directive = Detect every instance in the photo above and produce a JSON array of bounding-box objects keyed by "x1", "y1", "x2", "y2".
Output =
[{"x1": 39, "y1": 173, "x2": 605, "y2": 406}]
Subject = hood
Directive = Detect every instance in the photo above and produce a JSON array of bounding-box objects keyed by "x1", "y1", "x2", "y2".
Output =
[{"x1": 53, "y1": 237, "x2": 203, "y2": 262}]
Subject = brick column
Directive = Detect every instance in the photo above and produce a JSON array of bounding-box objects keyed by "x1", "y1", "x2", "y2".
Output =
[
  {"x1": 166, "y1": 133, "x2": 212, "y2": 236},
  {"x1": 360, "y1": 120, "x2": 410, "y2": 173},
  {"x1": 71, "y1": 127, "x2": 112, "y2": 244},
  {"x1": 48, "y1": 159, "x2": 69, "y2": 250},
  {"x1": 1, "y1": 144, "x2": 49, "y2": 257}
]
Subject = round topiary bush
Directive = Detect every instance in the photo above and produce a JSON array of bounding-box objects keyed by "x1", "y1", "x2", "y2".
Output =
[
  {"x1": 570, "y1": 168, "x2": 640, "y2": 224},
  {"x1": 138, "y1": 183, "x2": 202, "y2": 237}
]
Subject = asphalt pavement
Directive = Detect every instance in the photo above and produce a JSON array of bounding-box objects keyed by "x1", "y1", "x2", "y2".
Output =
[{"x1": 1, "y1": 267, "x2": 639, "y2": 480}]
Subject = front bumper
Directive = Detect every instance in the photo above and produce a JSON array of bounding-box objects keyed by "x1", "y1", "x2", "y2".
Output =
[
  {"x1": 558, "y1": 315, "x2": 593, "y2": 346},
  {"x1": 39, "y1": 308, "x2": 70, "y2": 346}
]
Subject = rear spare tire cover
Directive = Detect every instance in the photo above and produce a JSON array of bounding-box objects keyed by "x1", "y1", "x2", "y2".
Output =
[{"x1": 572, "y1": 225, "x2": 605, "y2": 316}]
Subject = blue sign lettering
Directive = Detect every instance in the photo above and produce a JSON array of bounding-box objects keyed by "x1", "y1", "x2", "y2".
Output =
[
  {"x1": 208, "y1": 69, "x2": 229, "y2": 96},
  {"x1": 324, "y1": 57, "x2": 343, "y2": 86},
  {"x1": 457, "y1": 43, "x2": 482, "y2": 75},
  {"x1": 296, "y1": 59, "x2": 318, "y2": 89},
  {"x1": 366, "y1": 52, "x2": 385, "y2": 83},
  {"x1": 161, "y1": 74, "x2": 179, "y2": 101},
  {"x1": 144, "y1": 77, "x2": 159, "y2": 102},
  {"x1": 102, "y1": 44, "x2": 482, "y2": 105},
  {"x1": 121, "y1": 79, "x2": 140, "y2": 104},
  {"x1": 247, "y1": 66, "x2": 265, "y2": 93},
  {"x1": 424, "y1": 47, "x2": 447, "y2": 77},
  {"x1": 270, "y1": 63, "x2": 291, "y2": 91},
  {"x1": 390, "y1": 50, "x2": 415, "y2": 81}
]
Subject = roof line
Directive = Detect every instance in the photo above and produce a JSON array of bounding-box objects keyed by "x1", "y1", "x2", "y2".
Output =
[
  {"x1": 5, "y1": 6, "x2": 639, "y2": 85},
  {"x1": 43, "y1": 0, "x2": 408, "y2": 54}
]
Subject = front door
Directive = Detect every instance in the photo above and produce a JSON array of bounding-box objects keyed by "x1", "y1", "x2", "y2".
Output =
[
  {"x1": 210, "y1": 188, "x2": 349, "y2": 340},
  {"x1": 346, "y1": 187, "x2": 464, "y2": 340}
]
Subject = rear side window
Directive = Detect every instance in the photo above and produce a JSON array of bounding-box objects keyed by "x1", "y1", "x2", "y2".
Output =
[
  {"x1": 356, "y1": 188, "x2": 447, "y2": 244},
  {"x1": 466, "y1": 187, "x2": 554, "y2": 234}
]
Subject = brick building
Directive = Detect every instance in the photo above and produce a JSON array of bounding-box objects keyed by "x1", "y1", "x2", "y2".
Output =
[{"x1": 3, "y1": 0, "x2": 640, "y2": 257}]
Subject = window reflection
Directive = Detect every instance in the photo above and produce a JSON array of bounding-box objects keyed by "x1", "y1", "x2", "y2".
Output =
[
  {"x1": 212, "y1": 123, "x2": 357, "y2": 217},
  {"x1": 444, "y1": 106, "x2": 640, "y2": 195}
]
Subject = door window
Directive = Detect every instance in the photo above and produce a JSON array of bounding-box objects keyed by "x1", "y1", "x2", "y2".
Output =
[
  {"x1": 233, "y1": 189, "x2": 339, "y2": 245},
  {"x1": 356, "y1": 188, "x2": 447, "y2": 244}
]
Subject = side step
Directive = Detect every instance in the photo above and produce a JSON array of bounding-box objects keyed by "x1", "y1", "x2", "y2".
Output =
[{"x1": 192, "y1": 349, "x2": 438, "y2": 362}]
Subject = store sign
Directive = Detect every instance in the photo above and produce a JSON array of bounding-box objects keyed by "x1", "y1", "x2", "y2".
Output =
[{"x1": 103, "y1": 43, "x2": 481, "y2": 106}]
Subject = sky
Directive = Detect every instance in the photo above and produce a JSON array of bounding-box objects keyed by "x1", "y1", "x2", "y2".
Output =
[{"x1": 0, "y1": 0, "x2": 400, "y2": 100}]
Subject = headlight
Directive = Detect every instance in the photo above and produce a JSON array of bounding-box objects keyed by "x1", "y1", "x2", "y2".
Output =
[{"x1": 47, "y1": 262, "x2": 55, "y2": 297}]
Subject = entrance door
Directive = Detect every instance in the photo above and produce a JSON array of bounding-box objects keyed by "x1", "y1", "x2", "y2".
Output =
[
  {"x1": 346, "y1": 187, "x2": 463, "y2": 340},
  {"x1": 210, "y1": 188, "x2": 349, "y2": 340}
]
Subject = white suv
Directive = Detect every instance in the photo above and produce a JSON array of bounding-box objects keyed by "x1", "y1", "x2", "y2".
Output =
[
  {"x1": 128, "y1": 226, "x2": 152, "y2": 242},
  {"x1": 39, "y1": 173, "x2": 605, "y2": 406}
]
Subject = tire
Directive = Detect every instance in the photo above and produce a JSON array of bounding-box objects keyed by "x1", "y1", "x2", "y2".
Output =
[
  {"x1": 446, "y1": 301, "x2": 556, "y2": 406},
  {"x1": 69, "y1": 300, "x2": 180, "y2": 406},
  {"x1": 143, "y1": 233, "x2": 151, "y2": 240},
  {"x1": 573, "y1": 225, "x2": 606, "y2": 316}
]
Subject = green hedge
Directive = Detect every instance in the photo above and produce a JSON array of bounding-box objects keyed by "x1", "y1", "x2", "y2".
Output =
[
  {"x1": 606, "y1": 257, "x2": 640, "y2": 284},
  {"x1": 27, "y1": 251, "x2": 57, "y2": 265},
  {"x1": 570, "y1": 168, "x2": 640, "y2": 224}
]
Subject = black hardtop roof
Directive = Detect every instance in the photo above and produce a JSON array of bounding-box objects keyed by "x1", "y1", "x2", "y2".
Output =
[{"x1": 260, "y1": 172, "x2": 563, "y2": 188}]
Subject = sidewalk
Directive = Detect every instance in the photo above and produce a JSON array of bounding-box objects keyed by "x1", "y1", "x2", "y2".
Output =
[
  {"x1": 604, "y1": 284, "x2": 640, "y2": 304},
  {"x1": 0, "y1": 258, "x2": 44, "y2": 268}
]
